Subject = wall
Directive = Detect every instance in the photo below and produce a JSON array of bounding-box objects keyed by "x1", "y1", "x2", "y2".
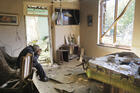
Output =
[
  {"x1": 131, "y1": 0, "x2": 140, "y2": 56},
  {"x1": 80, "y1": 0, "x2": 132, "y2": 57},
  {"x1": 53, "y1": 2, "x2": 80, "y2": 61},
  {"x1": 55, "y1": 25, "x2": 80, "y2": 50},
  {"x1": 0, "y1": 0, "x2": 26, "y2": 57},
  {"x1": 53, "y1": 25, "x2": 80, "y2": 61}
]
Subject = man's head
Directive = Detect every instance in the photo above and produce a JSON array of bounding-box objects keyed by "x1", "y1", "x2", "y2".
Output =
[{"x1": 32, "y1": 45, "x2": 40, "y2": 53}]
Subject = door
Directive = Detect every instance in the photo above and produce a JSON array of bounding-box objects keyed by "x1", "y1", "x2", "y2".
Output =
[{"x1": 25, "y1": 5, "x2": 52, "y2": 65}]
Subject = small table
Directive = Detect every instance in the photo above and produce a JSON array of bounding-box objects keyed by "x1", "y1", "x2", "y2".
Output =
[{"x1": 57, "y1": 50, "x2": 69, "y2": 62}]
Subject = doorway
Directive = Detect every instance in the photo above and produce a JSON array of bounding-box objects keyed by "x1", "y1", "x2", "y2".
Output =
[{"x1": 25, "y1": 5, "x2": 52, "y2": 65}]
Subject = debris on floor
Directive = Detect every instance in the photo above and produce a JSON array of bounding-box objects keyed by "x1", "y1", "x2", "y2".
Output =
[{"x1": 33, "y1": 59, "x2": 104, "y2": 93}]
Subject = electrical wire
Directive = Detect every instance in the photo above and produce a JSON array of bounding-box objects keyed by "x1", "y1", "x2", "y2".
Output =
[{"x1": 73, "y1": 10, "x2": 79, "y2": 25}]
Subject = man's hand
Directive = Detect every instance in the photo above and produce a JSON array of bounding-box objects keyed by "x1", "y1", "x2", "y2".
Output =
[{"x1": 37, "y1": 49, "x2": 42, "y2": 56}]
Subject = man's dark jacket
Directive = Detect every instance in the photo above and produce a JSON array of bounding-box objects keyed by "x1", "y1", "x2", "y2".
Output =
[{"x1": 17, "y1": 45, "x2": 46, "y2": 79}]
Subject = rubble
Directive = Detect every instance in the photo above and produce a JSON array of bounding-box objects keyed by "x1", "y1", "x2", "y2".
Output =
[
  {"x1": 33, "y1": 59, "x2": 104, "y2": 93},
  {"x1": 89, "y1": 52, "x2": 140, "y2": 78}
]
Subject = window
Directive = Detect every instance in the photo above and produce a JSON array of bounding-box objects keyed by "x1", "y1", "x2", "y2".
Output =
[
  {"x1": 98, "y1": 0, "x2": 135, "y2": 48},
  {"x1": 26, "y1": 5, "x2": 48, "y2": 16}
]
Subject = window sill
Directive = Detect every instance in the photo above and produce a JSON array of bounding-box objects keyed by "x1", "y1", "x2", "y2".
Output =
[{"x1": 97, "y1": 43, "x2": 131, "y2": 50}]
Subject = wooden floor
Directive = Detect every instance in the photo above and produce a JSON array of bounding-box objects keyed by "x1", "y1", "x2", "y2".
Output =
[{"x1": 33, "y1": 59, "x2": 103, "y2": 93}]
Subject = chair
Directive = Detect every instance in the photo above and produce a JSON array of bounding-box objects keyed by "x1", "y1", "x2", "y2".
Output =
[
  {"x1": 0, "y1": 53, "x2": 34, "y2": 93},
  {"x1": 12, "y1": 53, "x2": 33, "y2": 88},
  {"x1": 20, "y1": 53, "x2": 33, "y2": 81}
]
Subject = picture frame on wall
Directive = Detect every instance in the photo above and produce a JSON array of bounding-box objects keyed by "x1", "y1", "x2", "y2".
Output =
[
  {"x1": 0, "y1": 13, "x2": 19, "y2": 25},
  {"x1": 87, "y1": 15, "x2": 93, "y2": 26}
]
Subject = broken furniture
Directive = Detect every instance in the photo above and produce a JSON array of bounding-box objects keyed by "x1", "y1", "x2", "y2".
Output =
[
  {"x1": 57, "y1": 44, "x2": 80, "y2": 63},
  {"x1": 57, "y1": 49, "x2": 69, "y2": 62},
  {"x1": 20, "y1": 53, "x2": 33, "y2": 80},
  {"x1": 83, "y1": 52, "x2": 140, "y2": 93},
  {"x1": 0, "y1": 53, "x2": 35, "y2": 93},
  {"x1": 0, "y1": 47, "x2": 19, "y2": 86},
  {"x1": 0, "y1": 47, "x2": 18, "y2": 69}
]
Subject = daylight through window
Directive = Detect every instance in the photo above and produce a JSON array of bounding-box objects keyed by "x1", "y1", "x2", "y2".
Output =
[{"x1": 98, "y1": 0, "x2": 135, "y2": 48}]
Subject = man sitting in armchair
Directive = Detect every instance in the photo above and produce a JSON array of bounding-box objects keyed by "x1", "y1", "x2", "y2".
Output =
[{"x1": 17, "y1": 45, "x2": 48, "y2": 82}]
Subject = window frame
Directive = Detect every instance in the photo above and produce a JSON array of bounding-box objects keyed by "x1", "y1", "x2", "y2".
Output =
[{"x1": 98, "y1": 0, "x2": 134, "y2": 49}]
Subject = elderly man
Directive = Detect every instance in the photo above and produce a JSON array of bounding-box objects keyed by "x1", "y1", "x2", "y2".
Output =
[{"x1": 17, "y1": 45, "x2": 48, "y2": 82}]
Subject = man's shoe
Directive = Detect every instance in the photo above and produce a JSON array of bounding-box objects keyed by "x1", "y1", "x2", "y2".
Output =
[{"x1": 40, "y1": 77, "x2": 49, "y2": 82}]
